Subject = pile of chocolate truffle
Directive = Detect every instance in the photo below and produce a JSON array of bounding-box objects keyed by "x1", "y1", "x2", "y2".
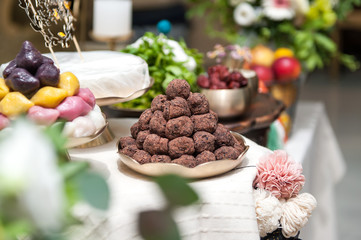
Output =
[{"x1": 118, "y1": 79, "x2": 246, "y2": 168}]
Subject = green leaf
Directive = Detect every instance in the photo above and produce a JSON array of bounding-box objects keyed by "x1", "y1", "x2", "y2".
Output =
[
  {"x1": 74, "y1": 171, "x2": 110, "y2": 210},
  {"x1": 314, "y1": 33, "x2": 337, "y2": 53},
  {"x1": 60, "y1": 161, "x2": 89, "y2": 180},
  {"x1": 340, "y1": 53, "x2": 361, "y2": 71},
  {"x1": 154, "y1": 174, "x2": 199, "y2": 207},
  {"x1": 138, "y1": 210, "x2": 181, "y2": 240},
  {"x1": 165, "y1": 66, "x2": 183, "y2": 76}
]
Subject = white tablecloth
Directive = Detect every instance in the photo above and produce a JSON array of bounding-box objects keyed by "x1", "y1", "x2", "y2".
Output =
[
  {"x1": 285, "y1": 101, "x2": 346, "y2": 240},
  {"x1": 69, "y1": 118, "x2": 270, "y2": 240},
  {"x1": 68, "y1": 101, "x2": 345, "y2": 240}
]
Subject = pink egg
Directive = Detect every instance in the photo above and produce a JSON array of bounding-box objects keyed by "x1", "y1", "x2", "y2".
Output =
[
  {"x1": 56, "y1": 96, "x2": 92, "y2": 121},
  {"x1": 27, "y1": 106, "x2": 60, "y2": 125},
  {"x1": 0, "y1": 114, "x2": 10, "y2": 130},
  {"x1": 76, "y1": 88, "x2": 96, "y2": 108}
]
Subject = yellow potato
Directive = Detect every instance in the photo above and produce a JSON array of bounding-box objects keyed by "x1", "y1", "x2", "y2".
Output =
[
  {"x1": 58, "y1": 72, "x2": 80, "y2": 96},
  {"x1": 0, "y1": 78, "x2": 10, "y2": 100},
  {"x1": 31, "y1": 86, "x2": 68, "y2": 108},
  {"x1": 0, "y1": 92, "x2": 34, "y2": 117}
]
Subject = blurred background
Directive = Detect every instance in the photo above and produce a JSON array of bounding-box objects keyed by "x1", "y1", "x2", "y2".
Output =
[{"x1": 0, "y1": 0, "x2": 360, "y2": 239}]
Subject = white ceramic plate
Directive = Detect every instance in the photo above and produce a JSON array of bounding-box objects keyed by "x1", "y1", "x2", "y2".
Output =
[{"x1": 118, "y1": 132, "x2": 249, "y2": 178}]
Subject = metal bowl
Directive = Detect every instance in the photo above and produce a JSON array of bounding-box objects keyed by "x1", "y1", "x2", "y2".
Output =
[{"x1": 201, "y1": 69, "x2": 258, "y2": 118}]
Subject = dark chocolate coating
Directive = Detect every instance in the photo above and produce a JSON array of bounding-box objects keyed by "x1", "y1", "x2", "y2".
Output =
[
  {"x1": 193, "y1": 131, "x2": 216, "y2": 153},
  {"x1": 149, "y1": 110, "x2": 167, "y2": 137},
  {"x1": 168, "y1": 136, "x2": 195, "y2": 159},
  {"x1": 35, "y1": 63, "x2": 60, "y2": 87},
  {"x1": 163, "y1": 97, "x2": 191, "y2": 120},
  {"x1": 165, "y1": 116, "x2": 193, "y2": 140},
  {"x1": 118, "y1": 136, "x2": 136, "y2": 149},
  {"x1": 151, "y1": 155, "x2": 172, "y2": 163},
  {"x1": 130, "y1": 122, "x2": 140, "y2": 139},
  {"x1": 151, "y1": 94, "x2": 167, "y2": 112},
  {"x1": 195, "y1": 151, "x2": 216, "y2": 165},
  {"x1": 165, "y1": 79, "x2": 191, "y2": 99},
  {"x1": 132, "y1": 150, "x2": 152, "y2": 164},
  {"x1": 187, "y1": 92, "x2": 209, "y2": 115},
  {"x1": 214, "y1": 146, "x2": 240, "y2": 160},
  {"x1": 138, "y1": 109, "x2": 153, "y2": 130},
  {"x1": 143, "y1": 134, "x2": 169, "y2": 155},
  {"x1": 213, "y1": 124, "x2": 235, "y2": 147},
  {"x1": 3, "y1": 60, "x2": 16, "y2": 78},
  {"x1": 172, "y1": 155, "x2": 196, "y2": 168},
  {"x1": 191, "y1": 113, "x2": 217, "y2": 133},
  {"x1": 120, "y1": 145, "x2": 138, "y2": 158},
  {"x1": 136, "y1": 130, "x2": 150, "y2": 149}
]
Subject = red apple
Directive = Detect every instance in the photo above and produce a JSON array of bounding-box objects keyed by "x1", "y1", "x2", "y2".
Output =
[
  {"x1": 251, "y1": 65, "x2": 274, "y2": 86},
  {"x1": 272, "y1": 57, "x2": 301, "y2": 82}
]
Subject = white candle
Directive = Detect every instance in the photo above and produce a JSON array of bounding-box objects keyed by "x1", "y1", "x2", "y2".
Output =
[{"x1": 93, "y1": 0, "x2": 132, "y2": 37}]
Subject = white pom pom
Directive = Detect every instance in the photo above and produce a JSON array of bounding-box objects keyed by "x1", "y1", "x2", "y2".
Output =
[
  {"x1": 281, "y1": 193, "x2": 317, "y2": 238},
  {"x1": 253, "y1": 188, "x2": 282, "y2": 237}
]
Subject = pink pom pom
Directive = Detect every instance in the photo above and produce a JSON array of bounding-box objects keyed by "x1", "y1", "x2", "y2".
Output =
[{"x1": 253, "y1": 150, "x2": 305, "y2": 199}]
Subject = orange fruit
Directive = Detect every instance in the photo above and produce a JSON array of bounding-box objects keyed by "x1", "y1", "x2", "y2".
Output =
[
  {"x1": 274, "y1": 48, "x2": 294, "y2": 60},
  {"x1": 251, "y1": 45, "x2": 274, "y2": 67}
]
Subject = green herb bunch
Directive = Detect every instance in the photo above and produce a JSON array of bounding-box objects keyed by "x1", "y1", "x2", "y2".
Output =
[{"x1": 116, "y1": 32, "x2": 204, "y2": 110}]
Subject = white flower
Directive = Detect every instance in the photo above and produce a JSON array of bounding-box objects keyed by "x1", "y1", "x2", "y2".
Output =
[
  {"x1": 0, "y1": 119, "x2": 65, "y2": 232},
  {"x1": 253, "y1": 188, "x2": 282, "y2": 237},
  {"x1": 294, "y1": 0, "x2": 309, "y2": 15},
  {"x1": 233, "y1": 3, "x2": 258, "y2": 26},
  {"x1": 262, "y1": 0, "x2": 295, "y2": 21}
]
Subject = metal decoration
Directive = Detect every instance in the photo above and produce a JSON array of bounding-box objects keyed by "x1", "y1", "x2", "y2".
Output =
[{"x1": 18, "y1": 0, "x2": 83, "y2": 64}]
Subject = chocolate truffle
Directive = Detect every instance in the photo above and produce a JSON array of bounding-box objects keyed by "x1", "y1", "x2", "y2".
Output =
[
  {"x1": 138, "y1": 109, "x2": 153, "y2": 130},
  {"x1": 213, "y1": 124, "x2": 235, "y2": 147},
  {"x1": 233, "y1": 135, "x2": 246, "y2": 154},
  {"x1": 149, "y1": 110, "x2": 167, "y2": 137},
  {"x1": 130, "y1": 122, "x2": 140, "y2": 138},
  {"x1": 136, "y1": 130, "x2": 150, "y2": 149},
  {"x1": 151, "y1": 155, "x2": 172, "y2": 163},
  {"x1": 168, "y1": 136, "x2": 195, "y2": 159},
  {"x1": 195, "y1": 151, "x2": 216, "y2": 165},
  {"x1": 166, "y1": 79, "x2": 191, "y2": 99},
  {"x1": 118, "y1": 136, "x2": 136, "y2": 149},
  {"x1": 165, "y1": 116, "x2": 193, "y2": 140},
  {"x1": 133, "y1": 150, "x2": 152, "y2": 164},
  {"x1": 214, "y1": 146, "x2": 240, "y2": 160},
  {"x1": 210, "y1": 110, "x2": 218, "y2": 122},
  {"x1": 191, "y1": 113, "x2": 217, "y2": 133},
  {"x1": 172, "y1": 155, "x2": 196, "y2": 168},
  {"x1": 193, "y1": 131, "x2": 216, "y2": 153},
  {"x1": 120, "y1": 145, "x2": 138, "y2": 158},
  {"x1": 151, "y1": 94, "x2": 167, "y2": 112},
  {"x1": 187, "y1": 92, "x2": 209, "y2": 115},
  {"x1": 143, "y1": 134, "x2": 169, "y2": 155},
  {"x1": 163, "y1": 97, "x2": 191, "y2": 120}
]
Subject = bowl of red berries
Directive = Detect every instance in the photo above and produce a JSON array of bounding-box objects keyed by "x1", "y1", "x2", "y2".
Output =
[{"x1": 197, "y1": 65, "x2": 258, "y2": 118}]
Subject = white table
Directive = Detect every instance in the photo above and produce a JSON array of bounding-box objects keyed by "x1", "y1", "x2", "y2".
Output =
[
  {"x1": 69, "y1": 118, "x2": 270, "y2": 240},
  {"x1": 285, "y1": 101, "x2": 346, "y2": 240},
  {"x1": 68, "y1": 101, "x2": 345, "y2": 240}
]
